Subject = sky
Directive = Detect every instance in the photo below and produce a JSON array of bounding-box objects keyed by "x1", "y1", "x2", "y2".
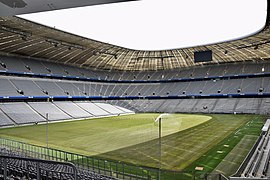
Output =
[{"x1": 19, "y1": 0, "x2": 267, "y2": 51}]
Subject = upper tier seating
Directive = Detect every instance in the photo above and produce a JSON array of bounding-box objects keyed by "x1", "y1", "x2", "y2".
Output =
[{"x1": 0, "y1": 55, "x2": 268, "y2": 81}]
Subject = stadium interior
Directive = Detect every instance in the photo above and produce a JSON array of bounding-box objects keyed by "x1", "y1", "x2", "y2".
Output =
[{"x1": 1, "y1": 0, "x2": 270, "y2": 180}]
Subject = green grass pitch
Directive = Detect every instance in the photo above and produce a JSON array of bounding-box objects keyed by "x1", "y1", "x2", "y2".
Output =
[{"x1": 0, "y1": 113, "x2": 265, "y2": 177}]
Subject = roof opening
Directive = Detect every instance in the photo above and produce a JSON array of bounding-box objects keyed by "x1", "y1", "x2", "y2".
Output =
[{"x1": 19, "y1": 0, "x2": 267, "y2": 50}]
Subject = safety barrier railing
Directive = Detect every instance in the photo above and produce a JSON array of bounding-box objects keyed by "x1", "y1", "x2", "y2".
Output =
[{"x1": 0, "y1": 137, "x2": 228, "y2": 180}]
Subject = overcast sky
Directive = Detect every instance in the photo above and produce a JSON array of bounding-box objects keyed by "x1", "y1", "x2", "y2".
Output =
[{"x1": 19, "y1": 0, "x2": 267, "y2": 51}]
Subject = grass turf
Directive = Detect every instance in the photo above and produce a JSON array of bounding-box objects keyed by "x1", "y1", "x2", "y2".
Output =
[
  {"x1": 180, "y1": 115, "x2": 264, "y2": 179},
  {"x1": 213, "y1": 135, "x2": 258, "y2": 176},
  {"x1": 0, "y1": 113, "x2": 265, "y2": 179},
  {"x1": 0, "y1": 113, "x2": 210, "y2": 156},
  {"x1": 97, "y1": 114, "x2": 264, "y2": 172}
]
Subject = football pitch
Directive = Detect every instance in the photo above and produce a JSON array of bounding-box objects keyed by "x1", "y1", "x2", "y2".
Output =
[{"x1": 0, "y1": 113, "x2": 265, "y2": 177}]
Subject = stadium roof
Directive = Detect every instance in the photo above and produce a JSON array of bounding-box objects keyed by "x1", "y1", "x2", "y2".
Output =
[
  {"x1": 0, "y1": 0, "x2": 138, "y2": 16},
  {"x1": 0, "y1": 2, "x2": 269, "y2": 71}
]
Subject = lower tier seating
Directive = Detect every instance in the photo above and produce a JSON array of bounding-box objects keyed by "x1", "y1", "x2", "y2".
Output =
[
  {"x1": 109, "y1": 98, "x2": 270, "y2": 115},
  {"x1": 0, "y1": 148, "x2": 116, "y2": 180},
  {"x1": 0, "y1": 101, "x2": 134, "y2": 127}
]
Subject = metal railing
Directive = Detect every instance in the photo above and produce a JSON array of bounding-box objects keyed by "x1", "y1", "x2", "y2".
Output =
[{"x1": 0, "y1": 137, "x2": 228, "y2": 180}]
